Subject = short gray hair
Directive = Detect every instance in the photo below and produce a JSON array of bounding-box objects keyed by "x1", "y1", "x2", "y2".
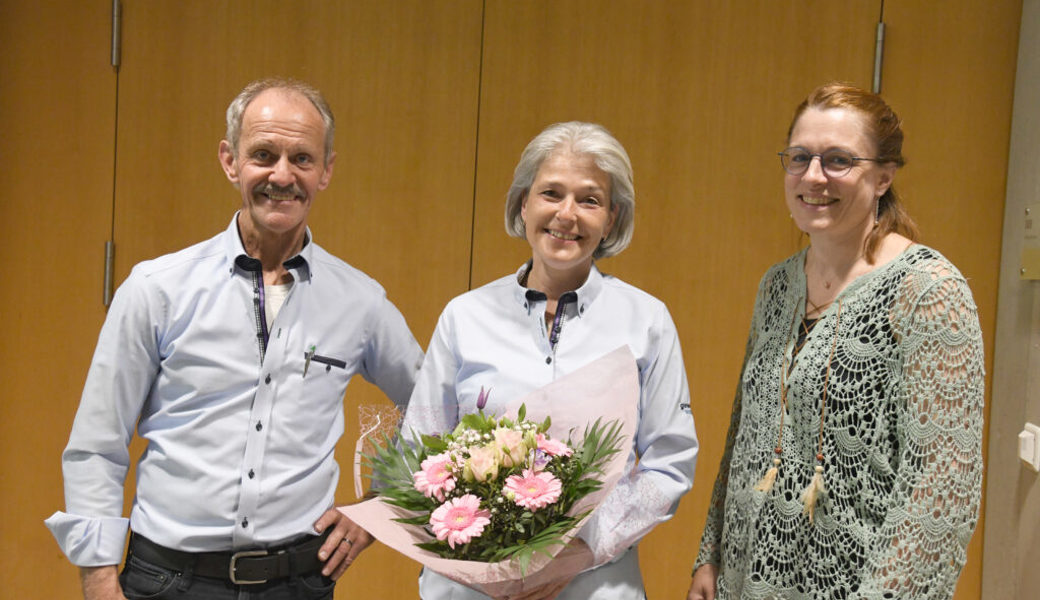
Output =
[
  {"x1": 225, "y1": 78, "x2": 335, "y2": 165},
  {"x1": 505, "y1": 122, "x2": 635, "y2": 259}
]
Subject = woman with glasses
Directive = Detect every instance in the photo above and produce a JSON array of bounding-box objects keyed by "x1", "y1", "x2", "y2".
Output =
[
  {"x1": 686, "y1": 83, "x2": 984, "y2": 600},
  {"x1": 401, "y1": 121, "x2": 698, "y2": 600}
]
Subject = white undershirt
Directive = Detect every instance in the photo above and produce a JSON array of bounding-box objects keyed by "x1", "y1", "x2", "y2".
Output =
[{"x1": 265, "y1": 282, "x2": 293, "y2": 328}]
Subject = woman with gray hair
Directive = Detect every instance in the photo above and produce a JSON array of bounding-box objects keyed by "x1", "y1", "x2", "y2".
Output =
[{"x1": 401, "y1": 121, "x2": 699, "y2": 600}]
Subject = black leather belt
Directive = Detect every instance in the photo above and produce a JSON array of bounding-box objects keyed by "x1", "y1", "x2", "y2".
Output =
[{"x1": 128, "y1": 531, "x2": 328, "y2": 585}]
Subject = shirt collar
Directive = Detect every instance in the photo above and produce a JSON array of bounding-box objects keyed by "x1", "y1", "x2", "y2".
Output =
[
  {"x1": 511, "y1": 260, "x2": 604, "y2": 317},
  {"x1": 223, "y1": 211, "x2": 313, "y2": 280}
]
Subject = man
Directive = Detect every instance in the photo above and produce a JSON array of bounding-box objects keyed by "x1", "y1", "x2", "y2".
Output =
[{"x1": 45, "y1": 78, "x2": 423, "y2": 599}]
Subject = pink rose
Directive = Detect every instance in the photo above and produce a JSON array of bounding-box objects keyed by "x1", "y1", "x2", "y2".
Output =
[
  {"x1": 536, "y1": 433, "x2": 573, "y2": 457},
  {"x1": 464, "y1": 445, "x2": 499, "y2": 483},
  {"x1": 493, "y1": 427, "x2": 528, "y2": 467}
]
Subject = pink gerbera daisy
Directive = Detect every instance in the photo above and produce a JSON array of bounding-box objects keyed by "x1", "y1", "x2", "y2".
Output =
[
  {"x1": 429, "y1": 494, "x2": 491, "y2": 548},
  {"x1": 413, "y1": 452, "x2": 456, "y2": 502},
  {"x1": 504, "y1": 469, "x2": 562, "y2": 510}
]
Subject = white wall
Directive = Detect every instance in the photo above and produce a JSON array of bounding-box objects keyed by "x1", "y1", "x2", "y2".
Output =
[{"x1": 982, "y1": 0, "x2": 1040, "y2": 598}]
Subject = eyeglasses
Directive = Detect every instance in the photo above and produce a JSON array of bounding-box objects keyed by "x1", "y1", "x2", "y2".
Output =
[{"x1": 778, "y1": 146, "x2": 884, "y2": 177}]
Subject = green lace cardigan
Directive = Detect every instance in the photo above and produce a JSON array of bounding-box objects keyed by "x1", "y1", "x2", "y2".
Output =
[{"x1": 694, "y1": 245, "x2": 984, "y2": 600}]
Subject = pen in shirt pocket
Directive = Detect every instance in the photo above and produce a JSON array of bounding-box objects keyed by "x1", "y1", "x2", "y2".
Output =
[
  {"x1": 303, "y1": 345, "x2": 346, "y2": 376},
  {"x1": 304, "y1": 345, "x2": 316, "y2": 377}
]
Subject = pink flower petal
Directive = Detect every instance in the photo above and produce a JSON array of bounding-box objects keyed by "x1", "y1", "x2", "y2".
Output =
[
  {"x1": 504, "y1": 469, "x2": 562, "y2": 510},
  {"x1": 429, "y1": 494, "x2": 491, "y2": 548},
  {"x1": 413, "y1": 452, "x2": 456, "y2": 502},
  {"x1": 536, "y1": 433, "x2": 573, "y2": 457}
]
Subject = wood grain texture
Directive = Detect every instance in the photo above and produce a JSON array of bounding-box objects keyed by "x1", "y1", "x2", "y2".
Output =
[
  {"x1": 4, "y1": 1, "x2": 1020, "y2": 598},
  {"x1": 0, "y1": 1, "x2": 116, "y2": 597},
  {"x1": 880, "y1": 1, "x2": 1023, "y2": 598},
  {"x1": 474, "y1": 3, "x2": 878, "y2": 596}
]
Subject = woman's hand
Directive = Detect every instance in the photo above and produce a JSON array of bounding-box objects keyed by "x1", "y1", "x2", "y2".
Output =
[
  {"x1": 686, "y1": 563, "x2": 718, "y2": 600},
  {"x1": 495, "y1": 537, "x2": 595, "y2": 600},
  {"x1": 506, "y1": 578, "x2": 570, "y2": 600}
]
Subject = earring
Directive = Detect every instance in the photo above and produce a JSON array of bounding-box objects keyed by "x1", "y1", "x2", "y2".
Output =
[{"x1": 874, "y1": 197, "x2": 880, "y2": 225}]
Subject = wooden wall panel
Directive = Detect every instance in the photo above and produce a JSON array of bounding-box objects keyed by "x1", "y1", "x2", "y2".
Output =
[
  {"x1": 114, "y1": 0, "x2": 482, "y2": 341},
  {"x1": 880, "y1": 1, "x2": 1023, "y2": 598},
  {"x1": 9, "y1": 1, "x2": 1020, "y2": 598},
  {"x1": 0, "y1": 2, "x2": 116, "y2": 598},
  {"x1": 112, "y1": 1, "x2": 483, "y2": 597},
  {"x1": 473, "y1": 2, "x2": 879, "y2": 597}
]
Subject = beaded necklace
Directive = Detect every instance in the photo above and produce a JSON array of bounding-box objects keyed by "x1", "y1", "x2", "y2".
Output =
[{"x1": 754, "y1": 295, "x2": 843, "y2": 524}]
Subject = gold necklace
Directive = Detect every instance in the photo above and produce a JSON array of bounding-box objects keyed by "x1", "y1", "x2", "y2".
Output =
[
  {"x1": 805, "y1": 295, "x2": 832, "y2": 318},
  {"x1": 755, "y1": 296, "x2": 843, "y2": 524}
]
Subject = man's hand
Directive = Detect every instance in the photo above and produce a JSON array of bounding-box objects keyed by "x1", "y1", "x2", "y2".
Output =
[
  {"x1": 686, "y1": 563, "x2": 718, "y2": 600},
  {"x1": 313, "y1": 506, "x2": 374, "y2": 580},
  {"x1": 80, "y1": 565, "x2": 127, "y2": 600}
]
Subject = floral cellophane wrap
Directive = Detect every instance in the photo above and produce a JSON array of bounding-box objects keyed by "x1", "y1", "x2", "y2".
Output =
[{"x1": 339, "y1": 346, "x2": 639, "y2": 597}]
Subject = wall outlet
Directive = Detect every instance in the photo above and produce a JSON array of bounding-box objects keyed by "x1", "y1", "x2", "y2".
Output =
[{"x1": 1020, "y1": 422, "x2": 1040, "y2": 472}]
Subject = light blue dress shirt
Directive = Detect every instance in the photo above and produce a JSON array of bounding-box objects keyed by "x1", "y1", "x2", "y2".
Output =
[
  {"x1": 401, "y1": 263, "x2": 698, "y2": 600},
  {"x1": 45, "y1": 215, "x2": 423, "y2": 566}
]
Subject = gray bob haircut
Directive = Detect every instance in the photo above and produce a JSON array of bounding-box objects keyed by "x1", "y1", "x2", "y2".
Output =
[
  {"x1": 225, "y1": 78, "x2": 335, "y2": 165},
  {"x1": 505, "y1": 121, "x2": 635, "y2": 259}
]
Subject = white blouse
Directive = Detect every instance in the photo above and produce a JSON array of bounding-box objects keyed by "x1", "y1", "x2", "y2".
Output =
[{"x1": 401, "y1": 263, "x2": 699, "y2": 600}]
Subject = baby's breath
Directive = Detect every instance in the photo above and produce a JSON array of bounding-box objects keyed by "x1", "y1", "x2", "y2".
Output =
[{"x1": 365, "y1": 403, "x2": 624, "y2": 570}]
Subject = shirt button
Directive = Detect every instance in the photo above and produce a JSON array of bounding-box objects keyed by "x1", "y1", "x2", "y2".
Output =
[
  {"x1": 256, "y1": 421, "x2": 263, "y2": 432},
  {"x1": 241, "y1": 517, "x2": 249, "y2": 528},
  {"x1": 545, "y1": 357, "x2": 552, "y2": 365},
  {"x1": 265, "y1": 374, "x2": 271, "y2": 384},
  {"x1": 248, "y1": 469, "x2": 255, "y2": 479}
]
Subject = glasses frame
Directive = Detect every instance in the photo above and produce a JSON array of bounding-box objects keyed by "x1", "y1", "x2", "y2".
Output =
[{"x1": 778, "y1": 146, "x2": 885, "y2": 177}]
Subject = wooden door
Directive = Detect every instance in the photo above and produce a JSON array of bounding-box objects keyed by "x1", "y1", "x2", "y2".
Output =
[
  {"x1": 472, "y1": 2, "x2": 880, "y2": 597},
  {"x1": 8, "y1": 1, "x2": 1020, "y2": 598},
  {"x1": 878, "y1": 2, "x2": 1022, "y2": 598},
  {"x1": 0, "y1": 2, "x2": 117, "y2": 598},
  {"x1": 110, "y1": 1, "x2": 483, "y2": 597}
]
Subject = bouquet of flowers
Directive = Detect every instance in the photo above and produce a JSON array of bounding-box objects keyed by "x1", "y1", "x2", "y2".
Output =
[
  {"x1": 366, "y1": 395, "x2": 624, "y2": 572},
  {"x1": 340, "y1": 347, "x2": 640, "y2": 597}
]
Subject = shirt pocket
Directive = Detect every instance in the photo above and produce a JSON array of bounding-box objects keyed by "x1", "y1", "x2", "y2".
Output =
[
  {"x1": 296, "y1": 348, "x2": 353, "y2": 417},
  {"x1": 310, "y1": 353, "x2": 347, "y2": 373}
]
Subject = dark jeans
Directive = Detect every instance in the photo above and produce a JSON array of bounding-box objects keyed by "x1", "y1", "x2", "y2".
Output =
[{"x1": 119, "y1": 554, "x2": 335, "y2": 600}]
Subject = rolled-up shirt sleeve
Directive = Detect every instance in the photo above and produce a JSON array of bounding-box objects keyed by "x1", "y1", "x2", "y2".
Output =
[{"x1": 45, "y1": 268, "x2": 161, "y2": 565}]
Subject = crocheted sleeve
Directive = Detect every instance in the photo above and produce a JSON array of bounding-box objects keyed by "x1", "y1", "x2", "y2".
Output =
[
  {"x1": 692, "y1": 274, "x2": 767, "y2": 572},
  {"x1": 859, "y1": 259, "x2": 985, "y2": 599}
]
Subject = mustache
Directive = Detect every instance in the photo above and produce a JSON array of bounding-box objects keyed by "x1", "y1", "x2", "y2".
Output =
[{"x1": 254, "y1": 182, "x2": 304, "y2": 198}]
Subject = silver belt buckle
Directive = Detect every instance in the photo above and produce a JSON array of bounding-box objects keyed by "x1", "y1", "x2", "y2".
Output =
[{"x1": 229, "y1": 549, "x2": 269, "y2": 585}]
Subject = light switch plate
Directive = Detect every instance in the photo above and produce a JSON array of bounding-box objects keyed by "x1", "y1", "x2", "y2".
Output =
[{"x1": 1020, "y1": 423, "x2": 1040, "y2": 472}]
